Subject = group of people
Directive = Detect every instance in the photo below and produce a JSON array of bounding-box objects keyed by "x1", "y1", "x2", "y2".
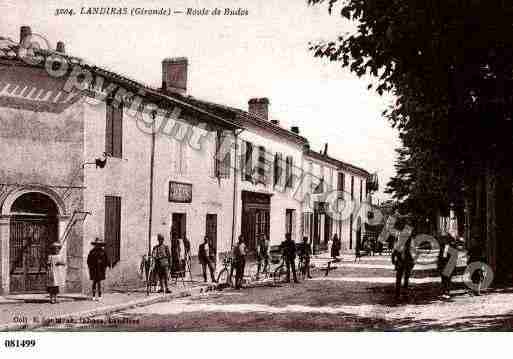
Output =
[
  {"x1": 46, "y1": 231, "x2": 318, "y2": 302},
  {"x1": 46, "y1": 237, "x2": 111, "y2": 303},
  {"x1": 392, "y1": 229, "x2": 486, "y2": 301}
]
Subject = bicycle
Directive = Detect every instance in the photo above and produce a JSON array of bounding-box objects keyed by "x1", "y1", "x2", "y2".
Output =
[
  {"x1": 216, "y1": 256, "x2": 233, "y2": 286},
  {"x1": 272, "y1": 254, "x2": 302, "y2": 284},
  {"x1": 140, "y1": 254, "x2": 158, "y2": 295}
]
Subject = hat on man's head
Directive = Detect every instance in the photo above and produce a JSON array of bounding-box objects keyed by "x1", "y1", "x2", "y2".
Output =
[
  {"x1": 50, "y1": 241, "x2": 62, "y2": 248},
  {"x1": 91, "y1": 237, "x2": 106, "y2": 246},
  {"x1": 157, "y1": 234, "x2": 165, "y2": 242}
]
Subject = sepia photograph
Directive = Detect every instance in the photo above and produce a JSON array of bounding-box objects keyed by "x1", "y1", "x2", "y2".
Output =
[{"x1": 0, "y1": 0, "x2": 512, "y2": 347}]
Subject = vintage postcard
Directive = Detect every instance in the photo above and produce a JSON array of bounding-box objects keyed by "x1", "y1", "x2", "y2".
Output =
[{"x1": 0, "y1": 1, "x2": 511, "y2": 352}]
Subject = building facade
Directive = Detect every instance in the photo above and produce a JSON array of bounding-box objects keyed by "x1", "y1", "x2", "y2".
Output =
[
  {"x1": 0, "y1": 29, "x2": 238, "y2": 294},
  {"x1": 0, "y1": 27, "x2": 377, "y2": 294}
]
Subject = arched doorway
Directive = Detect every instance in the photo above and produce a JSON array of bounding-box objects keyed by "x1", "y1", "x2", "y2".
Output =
[{"x1": 9, "y1": 192, "x2": 59, "y2": 293}]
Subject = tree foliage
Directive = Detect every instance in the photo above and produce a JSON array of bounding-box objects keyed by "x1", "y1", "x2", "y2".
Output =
[{"x1": 308, "y1": 0, "x2": 513, "y2": 222}]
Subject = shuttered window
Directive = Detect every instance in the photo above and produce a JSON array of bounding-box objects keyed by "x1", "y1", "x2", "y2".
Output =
[
  {"x1": 257, "y1": 145, "x2": 266, "y2": 184},
  {"x1": 351, "y1": 176, "x2": 354, "y2": 200},
  {"x1": 242, "y1": 141, "x2": 253, "y2": 182},
  {"x1": 274, "y1": 152, "x2": 283, "y2": 186},
  {"x1": 215, "y1": 131, "x2": 231, "y2": 179},
  {"x1": 105, "y1": 102, "x2": 123, "y2": 158},
  {"x1": 104, "y1": 196, "x2": 121, "y2": 266},
  {"x1": 338, "y1": 172, "x2": 345, "y2": 193},
  {"x1": 285, "y1": 155, "x2": 293, "y2": 188}
]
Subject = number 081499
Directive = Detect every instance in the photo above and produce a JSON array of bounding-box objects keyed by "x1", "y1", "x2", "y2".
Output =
[{"x1": 4, "y1": 339, "x2": 36, "y2": 348}]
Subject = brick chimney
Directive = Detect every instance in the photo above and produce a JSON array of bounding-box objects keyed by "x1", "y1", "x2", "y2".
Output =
[
  {"x1": 19, "y1": 26, "x2": 31, "y2": 45},
  {"x1": 162, "y1": 57, "x2": 188, "y2": 95},
  {"x1": 56, "y1": 41, "x2": 65, "y2": 53},
  {"x1": 290, "y1": 126, "x2": 300, "y2": 134},
  {"x1": 248, "y1": 98, "x2": 269, "y2": 120}
]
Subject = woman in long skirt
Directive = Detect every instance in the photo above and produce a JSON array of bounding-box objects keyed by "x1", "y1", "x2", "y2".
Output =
[{"x1": 47, "y1": 242, "x2": 66, "y2": 304}]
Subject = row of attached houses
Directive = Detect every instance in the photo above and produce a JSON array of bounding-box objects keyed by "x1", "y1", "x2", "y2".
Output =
[{"x1": 0, "y1": 27, "x2": 378, "y2": 294}]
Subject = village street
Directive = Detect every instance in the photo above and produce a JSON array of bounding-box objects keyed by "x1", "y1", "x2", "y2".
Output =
[{"x1": 35, "y1": 252, "x2": 513, "y2": 331}]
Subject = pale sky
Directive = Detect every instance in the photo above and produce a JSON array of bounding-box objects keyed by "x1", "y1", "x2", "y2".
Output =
[{"x1": 1, "y1": 0, "x2": 400, "y2": 200}]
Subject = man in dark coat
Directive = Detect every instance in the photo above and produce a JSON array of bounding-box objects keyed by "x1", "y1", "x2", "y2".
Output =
[
  {"x1": 391, "y1": 235, "x2": 415, "y2": 300},
  {"x1": 331, "y1": 234, "x2": 341, "y2": 260},
  {"x1": 152, "y1": 234, "x2": 171, "y2": 293},
  {"x1": 437, "y1": 233, "x2": 457, "y2": 299},
  {"x1": 300, "y1": 236, "x2": 313, "y2": 279},
  {"x1": 198, "y1": 235, "x2": 216, "y2": 283},
  {"x1": 281, "y1": 233, "x2": 299, "y2": 283},
  {"x1": 87, "y1": 238, "x2": 110, "y2": 301}
]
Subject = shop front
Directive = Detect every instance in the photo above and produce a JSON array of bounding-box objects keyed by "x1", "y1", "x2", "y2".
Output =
[{"x1": 241, "y1": 191, "x2": 271, "y2": 253}]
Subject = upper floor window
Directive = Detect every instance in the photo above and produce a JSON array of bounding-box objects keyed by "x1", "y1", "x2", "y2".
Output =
[
  {"x1": 241, "y1": 141, "x2": 253, "y2": 182},
  {"x1": 351, "y1": 176, "x2": 354, "y2": 200},
  {"x1": 257, "y1": 145, "x2": 267, "y2": 184},
  {"x1": 215, "y1": 130, "x2": 231, "y2": 179},
  {"x1": 314, "y1": 177, "x2": 325, "y2": 194},
  {"x1": 174, "y1": 139, "x2": 188, "y2": 175},
  {"x1": 105, "y1": 101, "x2": 123, "y2": 158},
  {"x1": 285, "y1": 155, "x2": 294, "y2": 188},
  {"x1": 274, "y1": 152, "x2": 283, "y2": 187},
  {"x1": 338, "y1": 172, "x2": 345, "y2": 193}
]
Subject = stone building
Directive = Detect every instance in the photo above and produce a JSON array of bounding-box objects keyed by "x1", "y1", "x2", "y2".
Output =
[
  {"x1": 0, "y1": 26, "x2": 377, "y2": 295},
  {"x1": 0, "y1": 27, "x2": 238, "y2": 294},
  {"x1": 302, "y1": 147, "x2": 375, "y2": 253}
]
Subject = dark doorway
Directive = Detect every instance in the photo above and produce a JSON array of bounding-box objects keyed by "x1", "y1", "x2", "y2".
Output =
[
  {"x1": 9, "y1": 192, "x2": 59, "y2": 293},
  {"x1": 241, "y1": 191, "x2": 270, "y2": 253},
  {"x1": 285, "y1": 209, "x2": 295, "y2": 240},
  {"x1": 205, "y1": 214, "x2": 217, "y2": 258},
  {"x1": 171, "y1": 213, "x2": 186, "y2": 239}
]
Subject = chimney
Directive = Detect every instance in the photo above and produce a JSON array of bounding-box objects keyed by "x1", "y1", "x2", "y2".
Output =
[
  {"x1": 162, "y1": 57, "x2": 188, "y2": 95},
  {"x1": 323, "y1": 143, "x2": 328, "y2": 156},
  {"x1": 56, "y1": 41, "x2": 65, "y2": 53},
  {"x1": 19, "y1": 26, "x2": 32, "y2": 45},
  {"x1": 248, "y1": 98, "x2": 269, "y2": 120},
  {"x1": 290, "y1": 126, "x2": 299, "y2": 134},
  {"x1": 270, "y1": 119, "x2": 280, "y2": 126}
]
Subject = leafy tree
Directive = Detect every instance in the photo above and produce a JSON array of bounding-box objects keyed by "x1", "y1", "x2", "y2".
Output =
[{"x1": 308, "y1": 0, "x2": 513, "y2": 281}]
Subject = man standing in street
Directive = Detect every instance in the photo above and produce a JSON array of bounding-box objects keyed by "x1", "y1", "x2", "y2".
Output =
[
  {"x1": 438, "y1": 232, "x2": 457, "y2": 299},
  {"x1": 152, "y1": 234, "x2": 171, "y2": 293},
  {"x1": 391, "y1": 234, "x2": 415, "y2": 301},
  {"x1": 256, "y1": 234, "x2": 270, "y2": 280},
  {"x1": 87, "y1": 237, "x2": 110, "y2": 301},
  {"x1": 301, "y1": 236, "x2": 313, "y2": 279},
  {"x1": 282, "y1": 233, "x2": 299, "y2": 283},
  {"x1": 233, "y1": 235, "x2": 246, "y2": 289},
  {"x1": 198, "y1": 235, "x2": 216, "y2": 283}
]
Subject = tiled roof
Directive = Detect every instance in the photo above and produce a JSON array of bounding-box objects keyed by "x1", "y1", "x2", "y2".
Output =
[
  {"x1": 306, "y1": 149, "x2": 371, "y2": 178},
  {"x1": 0, "y1": 39, "x2": 238, "y2": 130},
  {"x1": 163, "y1": 91, "x2": 309, "y2": 145}
]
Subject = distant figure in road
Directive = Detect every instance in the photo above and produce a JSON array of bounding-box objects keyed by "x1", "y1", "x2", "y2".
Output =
[
  {"x1": 467, "y1": 241, "x2": 486, "y2": 296},
  {"x1": 391, "y1": 235, "x2": 415, "y2": 300},
  {"x1": 47, "y1": 242, "x2": 66, "y2": 304},
  {"x1": 331, "y1": 233, "x2": 341, "y2": 260},
  {"x1": 281, "y1": 233, "x2": 299, "y2": 283},
  {"x1": 233, "y1": 235, "x2": 247, "y2": 289},
  {"x1": 152, "y1": 234, "x2": 171, "y2": 293},
  {"x1": 437, "y1": 232, "x2": 457, "y2": 299},
  {"x1": 256, "y1": 234, "x2": 270, "y2": 280},
  {"x1": 87, "y1": 237, "x2": 110, "y2": 301},
  {"x1": 301, "y1": 236, "x2": 313, "y2": 279},
  {"x1": 198, "y1": 235, "x2": 216, "y2": 283}
]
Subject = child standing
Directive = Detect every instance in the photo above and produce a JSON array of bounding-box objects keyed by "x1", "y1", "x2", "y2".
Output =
[
  {"x1": 87, "y1": 238, "x2": 110, "y2": 301},
  {"x1": 47, "y1": 242, "x2": 66, "y2": 304}
]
